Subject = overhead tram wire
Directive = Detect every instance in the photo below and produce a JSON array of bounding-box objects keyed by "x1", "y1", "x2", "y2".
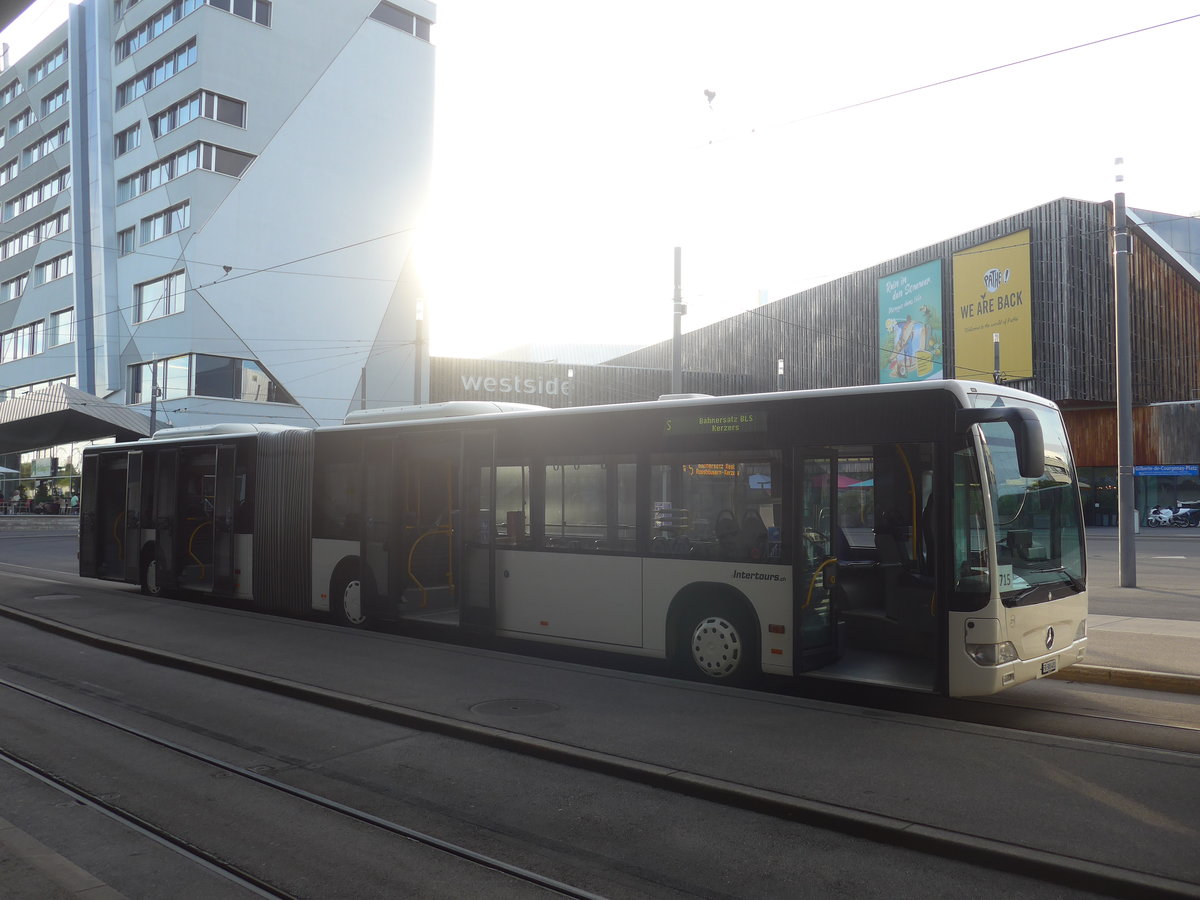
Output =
[{"x1": 700, "y1": 13, "x2": 1200, "y2": 146}]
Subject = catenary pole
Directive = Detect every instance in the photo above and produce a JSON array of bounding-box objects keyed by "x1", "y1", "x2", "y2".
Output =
[
  {"x1": 1114, "y1": 178, "x2": 1136, "y2": 586},
  {"x1": 671, "y1": 247, "x2": 684, "y2": 394}
]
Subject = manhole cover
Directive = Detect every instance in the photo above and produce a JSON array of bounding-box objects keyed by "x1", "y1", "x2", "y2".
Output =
[{"x1": 471, "y1": 699, "x2": 560, "y2": 717}]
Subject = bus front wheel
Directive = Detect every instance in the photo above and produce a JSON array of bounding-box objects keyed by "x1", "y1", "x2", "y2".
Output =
[
  {"x1": 331, "y1": 567, "x2": 369, "y2": 628},
  {"x1": 678, "y1": 604, "x2": 759, "y2": 685}
]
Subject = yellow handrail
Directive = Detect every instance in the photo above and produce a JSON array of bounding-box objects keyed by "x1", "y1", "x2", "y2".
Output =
[
  {"x1": 188, "y1": 519, "x2": 212, "y2": 581},
  {"x1": 112, "y1": 511, "x2": 126, "y2": 563},
  {"x1": 802, "y1": 556, "x2": 837, "y2": 610},
  {"x1": 407, "y1": 526, "x2": 454, "y2": 608}
]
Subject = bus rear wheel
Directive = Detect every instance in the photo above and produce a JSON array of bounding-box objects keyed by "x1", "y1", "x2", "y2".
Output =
[
  {"x1": 679, "y1": 605, "x2": 759, "y2": 685},
  {"x1": 331, "y1": 568, "x2": 369, "y2": 628}
]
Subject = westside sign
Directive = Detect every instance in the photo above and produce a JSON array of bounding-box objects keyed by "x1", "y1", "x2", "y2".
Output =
[
  {"x1": 459, "y1": 374, "x2": 573, "y2": 399},
  {"x1": 665, "y1": 411, "x2": 766, "y2": 435}
]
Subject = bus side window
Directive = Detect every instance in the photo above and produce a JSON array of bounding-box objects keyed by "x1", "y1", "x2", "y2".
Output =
[
  {"x1": 543, "y1": 457, "x2": 636, "y2": 553},
  {"x1": 650, "y1": 452, "x2": 782, "y2": 563},
  {"x1": 495, "y1": 464, "x2": 532, "y2": 548}
]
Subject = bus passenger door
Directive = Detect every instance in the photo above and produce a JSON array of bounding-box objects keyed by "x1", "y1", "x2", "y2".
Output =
[
  {"x1": 795, "y1": 450, "x2": 839, "y2": 670},
  {"x1": 395, "y1": 433, "x2": 460, "y2": 620},
  {"x1": 123, "y1": 451, "x2": 144, "y2": 583},
  {"x1": 361, "y1": 437, "x2": 397, "y2": 612},
  {"x1": 212, "y1": 444, "x2": 238, "y2": 596},
  {"x1": 78, "y1": 452, "x2": 101, "y2": 577},
  {"x1": 459, "y1": 432, "x2": 496, "y2": 630},
  {"x1": 154, "y1": 449, "x2": 180, "y2": 593}
]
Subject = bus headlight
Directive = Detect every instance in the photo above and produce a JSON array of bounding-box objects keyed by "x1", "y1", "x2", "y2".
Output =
[
  {"x1": 1075, "y1": 620, "x2": 1086, "y2": 641},
  {"x1": 966, "y1": 642, "x2": 1019, "y2": 666}
]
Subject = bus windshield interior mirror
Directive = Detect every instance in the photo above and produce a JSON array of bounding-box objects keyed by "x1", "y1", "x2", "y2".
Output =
[{"x1": 954, "y1": 407, "x2": 1045, "y2": 479}]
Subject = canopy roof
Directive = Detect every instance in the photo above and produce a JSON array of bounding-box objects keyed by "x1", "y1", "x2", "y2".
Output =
[{"x1": 0, "y1": 384, "x2": 156, "y2": 455}]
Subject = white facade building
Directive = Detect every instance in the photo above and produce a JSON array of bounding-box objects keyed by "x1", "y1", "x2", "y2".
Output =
[{"x1": 0, "y1": 0, "x2": 435, "y2": 432}]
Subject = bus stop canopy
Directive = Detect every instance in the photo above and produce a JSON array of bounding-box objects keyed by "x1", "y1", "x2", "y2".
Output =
[{"x1": 0, "y1": 384, "x2": 156, "y2": 455}]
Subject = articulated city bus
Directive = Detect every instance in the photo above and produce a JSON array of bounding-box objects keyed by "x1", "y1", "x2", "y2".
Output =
[{"x1": 80, "y1": 381, "x2": 1087, "y2": 696}]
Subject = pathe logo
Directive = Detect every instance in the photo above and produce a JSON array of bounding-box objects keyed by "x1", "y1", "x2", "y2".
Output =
[{"x1": 982, "y1": 267, "x2": 1011, "y2": 293}]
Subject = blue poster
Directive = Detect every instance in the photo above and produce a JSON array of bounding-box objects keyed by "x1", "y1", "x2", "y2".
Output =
[{"x1": 878, "y1": 260, "x2": 943, "y2": 383}]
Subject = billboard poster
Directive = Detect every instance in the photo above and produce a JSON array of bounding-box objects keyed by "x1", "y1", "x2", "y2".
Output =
[
  {"x1": 878, "y1": 260, "x2": 943, "y2": 383},
  {"x1": 952, "y1": 229, "x2": 1033, "y2": 382}
]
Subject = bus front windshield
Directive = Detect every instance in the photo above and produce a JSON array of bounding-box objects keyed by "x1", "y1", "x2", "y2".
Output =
[{"x1": 975, "y1": 399, "x2": 1085, "y2": 604}]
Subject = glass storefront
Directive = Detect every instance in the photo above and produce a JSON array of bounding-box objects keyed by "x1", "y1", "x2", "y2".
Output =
[
  {"x1": 1077, "y1": 465, "x2": 1200, "y2": 526},
  {"x1": 0, "y1": 439, "x2": 112, "y2": 514}
]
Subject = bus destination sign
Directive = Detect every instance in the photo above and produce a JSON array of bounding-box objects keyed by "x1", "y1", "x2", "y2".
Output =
[{"x1": 665, "y1": 411, "x2": 766, "y2": 436}]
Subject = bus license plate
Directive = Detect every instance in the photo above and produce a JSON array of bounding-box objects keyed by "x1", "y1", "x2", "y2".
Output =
[{"x1": 1041, "y1": 659, "x2": 1058, "y2": 676}]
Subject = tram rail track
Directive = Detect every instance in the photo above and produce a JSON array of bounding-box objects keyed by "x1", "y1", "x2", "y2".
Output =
[
  {"x1": 0, "y1": 673, "x2": 607, "y2": 900},
  {"x1": 2, "y1": 597, "x2": 1200, "y2": 899}
]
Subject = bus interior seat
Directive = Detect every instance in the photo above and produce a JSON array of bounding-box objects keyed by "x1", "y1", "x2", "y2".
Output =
[{"x1": 739, "y1": 510, "x2": 768, "y2": 560}]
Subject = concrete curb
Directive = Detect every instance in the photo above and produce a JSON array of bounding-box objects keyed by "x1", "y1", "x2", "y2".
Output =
[{"x1": 1050, "y1": 664, "x2": 1200, "y2": 695}]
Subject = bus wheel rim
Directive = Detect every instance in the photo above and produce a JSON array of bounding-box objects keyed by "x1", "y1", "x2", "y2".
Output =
[
  {"x1": 691, "y1": 615, "x2": 741, "y2": 677},
  {"x1": 343, "y1": 579, "x2": 365, "y2": 624}
]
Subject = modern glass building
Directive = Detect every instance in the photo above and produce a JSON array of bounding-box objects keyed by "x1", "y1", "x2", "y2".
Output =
[{"x1": 0, "y1": 0, "x2": 434, "y2": 503}]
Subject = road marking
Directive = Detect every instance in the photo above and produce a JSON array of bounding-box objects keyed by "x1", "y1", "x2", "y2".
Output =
[{"x1": 1150, "y1": 556, "x2": 1187, "y2": 559}]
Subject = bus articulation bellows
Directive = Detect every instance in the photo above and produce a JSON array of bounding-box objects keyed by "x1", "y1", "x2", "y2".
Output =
[{"x1": 80, "y1": 382, "x2": 1088, "y2": 697}]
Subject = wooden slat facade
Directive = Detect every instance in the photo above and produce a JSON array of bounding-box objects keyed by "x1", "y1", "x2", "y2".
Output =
[{"x1": 606, "y1": 198, "x2": 1200, "y2": 409}]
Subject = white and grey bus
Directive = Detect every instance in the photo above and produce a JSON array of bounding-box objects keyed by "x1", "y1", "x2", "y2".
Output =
[{"x1": 80, "y1": 380, "x2": 1087, "y2": 697}]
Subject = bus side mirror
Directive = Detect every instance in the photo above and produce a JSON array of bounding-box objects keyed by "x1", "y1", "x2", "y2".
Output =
[{"x1": 955, "y1": 407, "x2": 1045, "y2": 479}]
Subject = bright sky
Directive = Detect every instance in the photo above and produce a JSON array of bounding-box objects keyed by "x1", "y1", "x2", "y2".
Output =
[{"x1": 421, "y1": 0, "x2": 1200, "y2": 358}]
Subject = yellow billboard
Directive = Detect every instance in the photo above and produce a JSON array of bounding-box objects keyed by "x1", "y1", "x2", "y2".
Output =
[{"x1": 952, "y1": 229, "x2": 1032, "y2": 382}]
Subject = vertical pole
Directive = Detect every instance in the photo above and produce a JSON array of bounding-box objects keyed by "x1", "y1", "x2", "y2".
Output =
[
  {"x1": 360, "y1": 367, "x2": 367, "y2": 410},
  {"x1": 992, "y1": 333, "x2": 1001, "y2": 384},
  {"x1": 414, "y1": 301, "x2": 425, "y2": 405},
  {"x1": 1114, "y1": 187, "x2": 1136, "y2": 586},
  {"x1": 777, "y1": 358, "x2": 784, "y2": 392},
  {"x1": 671, "y1": 247, "x2": 684, "y2": 395},
  {"x1": 148, "y1": 361, "x2": 159, "y2": 436}
]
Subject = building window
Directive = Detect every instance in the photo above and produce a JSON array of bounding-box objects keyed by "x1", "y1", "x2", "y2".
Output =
[
  {"x1": 370, "y1": 2, "x2": 431, "y2": 41},
  {"x1": 0, "y1": 272, "x2": 28, "y2": 302},
  {"x1": 116, "y1": 38, "x2": 197, "y2": 108},
  {"x1": 150, "y1": 90, "x2": 244, "y2": 138},
  {"x1": 114, "y1": 123, "x2": 141, "y2": 157},
  {"x1": 116, "y1": 0, "x2": 204, "y2": 61},
  {"x1": 201, "y1": 142, "x2": 254, "y2": 176},
  {"x1": 194, "y1": 353, "x2": 296, "y2": 403},
  {"x1": 1, "y1": 320, "x2": 45, "y2": 363},
  {"x1": 9, "y1": 107, "x2": 34, "y2": 136},
  {"x1": 48, "y1": 308, "x2": 73, "y2": 346},
  {"x1": 0, "y1": 158, "x2": 18, "y2": 187},
  {"x1": 140, "y1": 200, "x2": 189, "y2": 243},
  {"x1": 29, "y1": 43, "x2": 68, "y2": 85},
  {"x1": 117, "y1": 227, "x2": 135, "y2": 255},
  {"x1": 129, "y1": 353, "x2": 189, "y2": 402},
  {"x1": 117, "y1": 141, "x2": 253, "y2": 201},
  {"x1": 134, "y1": 270, "x2": 185, "y2": 322},
  {"x1": 0, "y1": 209, "x2": 69, "y2": 261},
  {"x1": 3, "y1": 167, "x2": 71, "y2": 221},
  {"x1": 0, "y1": 374, "x2": 75, "y2": 401},
  {"x1": 40, "y1": 82, "x2": 68, "y2": 117},
  {"x1": 115, "y1": 0, "x2": 148, "y2": 20},
  {"x1": 0, "y1": 80, "x2": 23, "y2": 107},
  {"x1": 23, "y1": 122, "x2": 70, "y2": 166},
  {"x1": 208, "y1": 0, "x2": 271, "y2": 27},
  {"x1": 34, "y1": 251, "x2": 73, "y2": 285}
]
